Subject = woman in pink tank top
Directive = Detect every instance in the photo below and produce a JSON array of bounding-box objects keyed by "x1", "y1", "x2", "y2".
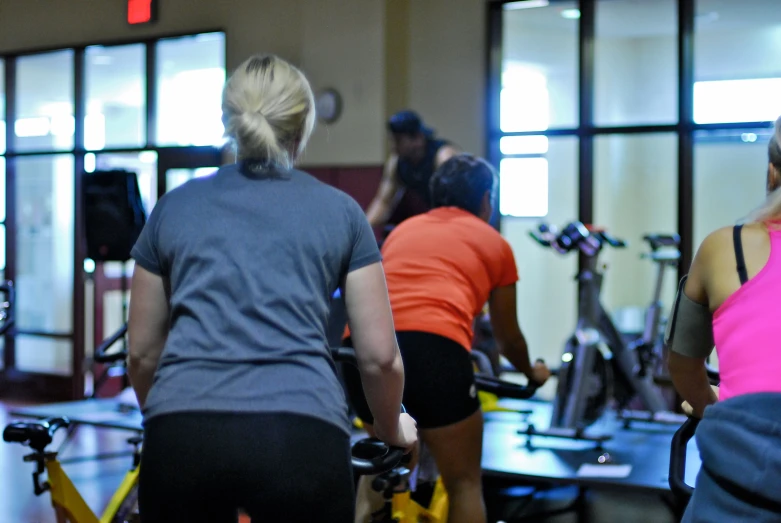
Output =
[
  {"x1": 669, "y1": 115, "x2": 781, "y2": 413},
  {"x1": 667, "y1": 116, "x2": 781, "y2": 522}
]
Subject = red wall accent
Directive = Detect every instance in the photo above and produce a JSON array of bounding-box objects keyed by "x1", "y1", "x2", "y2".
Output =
[{"x1": 305, "y1": 164, "x2": 428, "y2": 231}]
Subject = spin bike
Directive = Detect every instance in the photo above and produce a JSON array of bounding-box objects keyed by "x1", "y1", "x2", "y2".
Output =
[
  {"x1": 525, "y1": 221, "x2": 681, "y2": 446},
  {"x1": 334, "y1": 347, "x2": 541, "y2": 523},
  {"x1": 5, "y1": 345, "x2": 407, "y2": 523}
]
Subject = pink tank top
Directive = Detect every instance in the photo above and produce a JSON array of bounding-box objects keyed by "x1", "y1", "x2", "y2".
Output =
[{"x1": 713, "y1": 225, "x2": 781, "y2": 401}]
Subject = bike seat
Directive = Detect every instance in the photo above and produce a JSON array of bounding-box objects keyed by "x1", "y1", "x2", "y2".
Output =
[
  {"x1": 3, "y1": 417, "x2": 70, "y2": 453},
  {"x1": 643, "y1": 234, "x2": 680, "y2": 251}
]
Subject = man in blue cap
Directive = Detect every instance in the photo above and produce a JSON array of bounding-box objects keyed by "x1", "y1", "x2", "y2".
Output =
[{"x1": 365, "y1": 110, "x2": 460, "y2": 229}]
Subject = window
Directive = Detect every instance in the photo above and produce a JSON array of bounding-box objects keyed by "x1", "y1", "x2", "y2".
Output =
[
  {"x1": 594, "y1": 0, "x2": 678, "y2": 126},
  {"x1": 85, "y1": 44, "x2": 146, "y2": 150},
  {"x1": 694, "y1": 78, "x2": 781, "y2": 125},
  {"x1": 499, "y1": 64, "x2": 551, "y2": 217},
  {"x1": 15, "y1": 155, "x2": 75, "y2": 333},
  {"x1": 501, "y1": 1, "x2": 579, "y2": 129},
  {"x1": 14, "y1": 51, "x2": 75, "y2": 153},
  {"x1": 156, "y1": 32, "x2": 226, "y2": 147},
  {"x1": 500, "y1": 66, "x2": 550, "y2": 133},
  {"x1": 500, "y1": 158, "x2": 548, "y2": 217},
  {"x1": 0, "y1": 58, "x2": 5, "y2": 154}
]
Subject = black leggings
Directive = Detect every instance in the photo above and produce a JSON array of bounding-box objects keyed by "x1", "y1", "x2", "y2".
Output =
[{"x1": 138, "y1": 412, "x2": 355, "y2": 523}]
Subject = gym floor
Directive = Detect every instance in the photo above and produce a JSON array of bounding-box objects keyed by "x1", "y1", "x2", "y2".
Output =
[{"x1": 0, "y1": 402, "x2": 676, "y2": 523}]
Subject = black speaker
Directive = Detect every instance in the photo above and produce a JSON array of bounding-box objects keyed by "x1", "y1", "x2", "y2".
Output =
[{"x1": 84, "y1": 170, "x2": 147, "y2": 262}]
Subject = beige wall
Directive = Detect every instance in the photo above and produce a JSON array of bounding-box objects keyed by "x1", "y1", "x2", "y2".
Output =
[
  {"x1": 299, "y1": 0, "x2": 386, "y2": 165},
  {"x1": 0, "y1": 0, "x2": 487, "y2": 165},
  {"x1": 409, "y1": 0, "x2": 487, "y2": 155}
]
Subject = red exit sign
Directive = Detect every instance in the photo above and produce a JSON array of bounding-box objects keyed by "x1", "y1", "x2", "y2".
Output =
[{"x1": 128, "y1": 0, "x2": 157, "y2": 25}]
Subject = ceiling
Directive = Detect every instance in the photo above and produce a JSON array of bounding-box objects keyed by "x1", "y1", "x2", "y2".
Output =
[{"x1": 505, "y1": 0, "x2": 781, "y2": 38}]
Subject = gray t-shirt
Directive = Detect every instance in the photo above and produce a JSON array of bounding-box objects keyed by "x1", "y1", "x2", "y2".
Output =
[{"x1": 130, "y1": 162, "x2": 381, "y2": 435}]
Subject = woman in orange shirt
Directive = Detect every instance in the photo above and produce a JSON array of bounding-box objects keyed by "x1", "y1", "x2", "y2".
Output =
[{"x1": 343, "y1": 154, "x2": 550, "y2": 523}]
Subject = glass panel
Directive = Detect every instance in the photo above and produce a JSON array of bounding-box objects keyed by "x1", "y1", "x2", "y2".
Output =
[
  {"x1": 595, "y1": 0, "x2": 677, "y2": 126},
  {"x1": 0, "y1": 58, "x2": 5, "y2": 154},
  {"x1": 0, "y1": 156, "x2": 5, "y2": 221},
  {"x1": 85, "y1": 44, "x2": 146, "y2": 150},
  {"x1": 103, "y1": 289, "x2": 130, "y2": 343},
  {"x1": 15, "y1": 335, "x2": 72, "y2": 376},
  {"x1": 501, "y1": 1, "x2": 578, "y2": 130},
  {"x1": 84, "y1": 151, "x2": 158, "y2": 278},
  {"x1": 594, "y1": 134, "x2": 678, "y2": 331},
  {"x1": 16, "y1": 155, "x2": 74, "y2": 333},
  {"x1": 166, "y1": 167, "x2": 218, "y2": 192},
  {"x1": 695, "y1": 0, "x2": 781, "y2": 123},
  {"x1": 500, "y1": 137, "x2": 578, "y2": 400},
  {"x1": 15, "y1": 51, "x2": 75, "y2": 153},
  {"x1": 694, "y1": 128, "x2": 769, "y2": 250},
  {"x1": 500, "y1": 136, "x2": 549, "y2": 155},
  {"x1": 694, "y1": 78, "x2": 781, "y2": 124},
  {"x1": 156, "y1": 32, "x2": 226, "y2": 147},
  {"x1": 500, "y1": 157, "x2": 549, "y2": 218}
]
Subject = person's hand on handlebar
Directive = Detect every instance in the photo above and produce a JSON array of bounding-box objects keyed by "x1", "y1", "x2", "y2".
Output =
[
  {"x1": 375, "y1": 413, "x2": 418, "y2": 454},
  {"x1": 529, "y1": 360, "x2": 551, "y2": 386},
  {"x1": 681, "y1": 384, "x2": 719, "y2": 418}
]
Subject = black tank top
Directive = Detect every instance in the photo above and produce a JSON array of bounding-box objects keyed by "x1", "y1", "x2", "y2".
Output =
[{"x1": 396, "y1": 138, "x2": 448, "y2": 207}]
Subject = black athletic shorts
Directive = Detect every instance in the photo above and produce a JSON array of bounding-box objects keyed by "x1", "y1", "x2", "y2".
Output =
[
  {"x1": 138, "y1": 412, "x2": 354, "y2": 523},
  {"x1": 342, "y1": 331, "x2": 481, "y2": 429}
]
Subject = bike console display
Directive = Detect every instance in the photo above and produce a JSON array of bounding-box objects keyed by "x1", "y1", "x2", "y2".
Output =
[{"x1": 529, "y1": 221, "x2": 626, "y2": 257}]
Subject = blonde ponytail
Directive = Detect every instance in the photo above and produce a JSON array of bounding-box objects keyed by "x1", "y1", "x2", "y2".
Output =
[
  {"x1": 746, "y1": 116, "x2": 781, "y2": 224},
  {"x1": 222, "y1": 54, "x2": 316, "y2": 168}
]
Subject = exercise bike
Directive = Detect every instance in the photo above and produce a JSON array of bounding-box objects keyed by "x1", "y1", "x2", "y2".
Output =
[
  {"x1": 334, "y1": 347, "x2": 541, "y2": 523},
  {"x1": 616, "y1": 233, "x2": 685, "y2": 425},
  {"x1": 4, "y1": 342, "x2": 407, "y2": 523},
  {"x1": 524, "y1": 222, "x2": 683, "y2": 447}
]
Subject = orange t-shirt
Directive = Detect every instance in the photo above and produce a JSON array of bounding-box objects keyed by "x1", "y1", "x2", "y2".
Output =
[{"x1": 346, "y1": 207, "x2": 518, "y2": 351}]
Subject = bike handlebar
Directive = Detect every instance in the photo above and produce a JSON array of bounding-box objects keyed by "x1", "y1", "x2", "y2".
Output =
[
  {"x1": 669, "y1": 416, "x2": 699, "y2": 500},
  {"x1": 93, "y1": 323, "x2": 129, "y2": 364},
  {"x1": 594, "y1": 230, "x2": 627, "y2": 248},
  {"x1": 351, "y1": 438, "x2": 407, "y2": 475},
  {"x1": 473, "y1": 374, "x2": 540, "y2": 399},
  {"x1": 529, "y1": 221, "x2": 627, "y2": 256},
  {"x1": 643, "y1": 233, "x2": 680, "y2": 251}
]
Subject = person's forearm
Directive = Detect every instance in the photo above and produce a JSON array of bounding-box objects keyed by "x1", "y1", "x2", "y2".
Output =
[
  {"x1": 365, "y1": 200, "x2": 390, "y2": 229},
  {"x1": 358, "y1": 350, "x2": 404, "y2": 435},
  {"x1": 670, "y1": 363, "x2": 718, "y2": 417},
  {"x1": 499, "y1": 336, "x2": 533, "y2": 377},
  {"x1": 127, "y1": 339, "x2": 166, "y2": 408}
]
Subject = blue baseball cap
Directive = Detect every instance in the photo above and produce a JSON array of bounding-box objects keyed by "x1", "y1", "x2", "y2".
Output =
[{"x1": 387, "y1": 110, "x2": 433, "y2": 136}]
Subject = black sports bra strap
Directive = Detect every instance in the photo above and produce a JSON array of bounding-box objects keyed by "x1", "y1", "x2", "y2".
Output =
[{"x1": 733, "y1": 225, "x2": 749, "y2": 286}]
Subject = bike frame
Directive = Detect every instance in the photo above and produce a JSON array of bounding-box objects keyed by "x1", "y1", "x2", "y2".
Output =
[
  {"x1": 552, "y1": 249, "x2": 668, "y2": 430},
  {"x1": 36, "y1": 452, "x2": 139, "y2": 523}
]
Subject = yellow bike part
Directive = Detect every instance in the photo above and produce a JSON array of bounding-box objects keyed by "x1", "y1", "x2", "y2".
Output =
[
  {"x1": 100, "y1": 465, "x2": 140, "y2": 523},
  {"x1": 391, "y1": 477, "x2": 449, "y2": 523},
  {"x1": 45, "y1": 459, "x2": 139, "y2": 523},
  {"x1": 46, "y1": 460, "x2": 100, "y2": 523}
]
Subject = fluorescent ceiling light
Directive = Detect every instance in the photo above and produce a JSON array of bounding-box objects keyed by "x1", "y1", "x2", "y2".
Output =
[
  {"x1": 561, "y1": 8, "x2": 581, "y2": 19},
  {"x1": 504, "y1": 0, "x2": 550, "y2": 10}
]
